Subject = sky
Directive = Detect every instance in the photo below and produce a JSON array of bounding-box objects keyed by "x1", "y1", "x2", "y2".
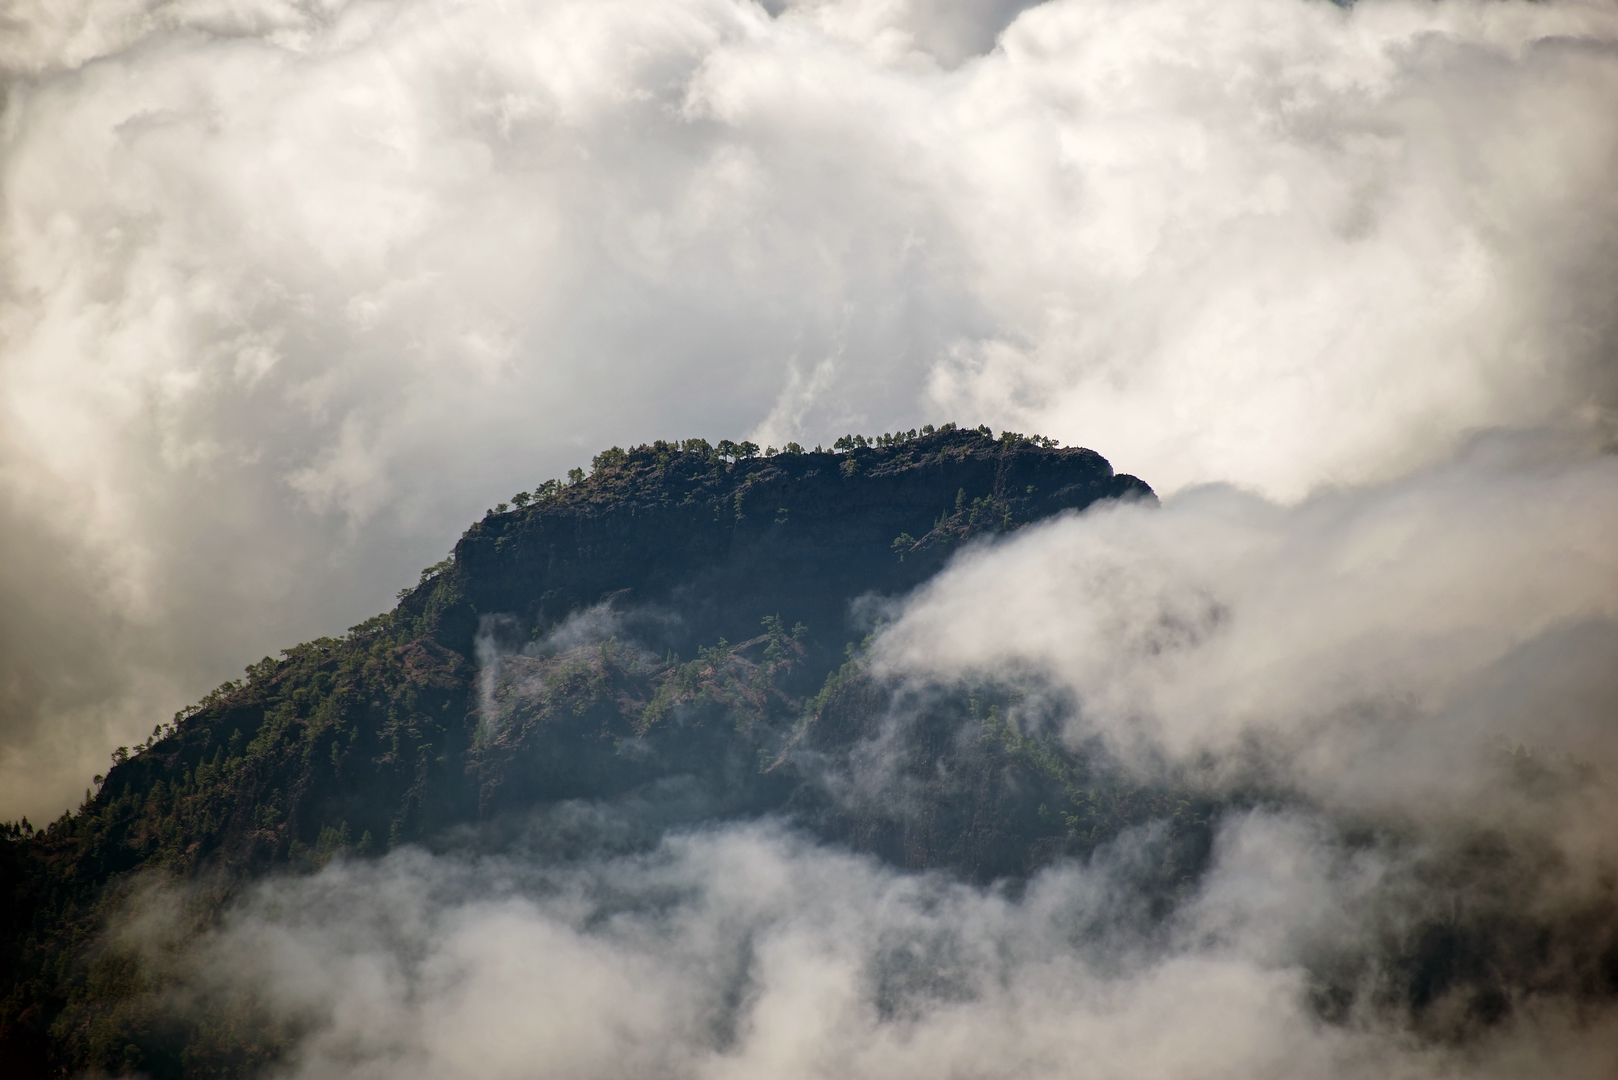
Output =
[{"x1": 4, "y1": 1, "x2": 1618, "y2": 1075}]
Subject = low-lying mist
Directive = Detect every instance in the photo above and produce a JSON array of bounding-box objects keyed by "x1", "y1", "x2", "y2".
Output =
[{"x1": 128, "y1": 809, "x2": 1614, "y2": 1079}]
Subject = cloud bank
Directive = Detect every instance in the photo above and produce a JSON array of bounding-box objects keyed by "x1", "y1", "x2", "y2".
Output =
[
  {"x1": 876, "y1": 433, "x2": 1618, "y2": 786},
  {"x1": 123, "y1": 808, "x2": 1615, "y2": 1080}
]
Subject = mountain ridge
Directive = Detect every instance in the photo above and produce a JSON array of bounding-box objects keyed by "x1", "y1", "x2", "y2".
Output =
[{"x1": 0, "y1": 425, "x2": 1159, "y2": 1077}]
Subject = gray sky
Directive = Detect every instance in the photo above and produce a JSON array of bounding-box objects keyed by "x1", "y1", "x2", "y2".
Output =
[{"x1": 1, "y1": 0, "x2": 1614, "y2": 828}]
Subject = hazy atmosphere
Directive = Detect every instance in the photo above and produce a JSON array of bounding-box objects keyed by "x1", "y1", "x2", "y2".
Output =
[{"x1": 2, "y1": 0, "x2": 1616, "y2": 1076}]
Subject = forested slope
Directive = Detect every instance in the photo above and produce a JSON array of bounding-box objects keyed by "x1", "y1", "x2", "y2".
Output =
[{"x1": 0, "y1": 426, "x2": 1163, "y2": 1076}]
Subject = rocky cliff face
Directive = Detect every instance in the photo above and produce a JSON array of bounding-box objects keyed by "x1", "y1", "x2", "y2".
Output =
[
  {"x1": 429, "y1": 427, "x2": 1150, "y2": 659},
  {"x1": 411, "y1": 427, "x2": 1158, "y2": 862}
]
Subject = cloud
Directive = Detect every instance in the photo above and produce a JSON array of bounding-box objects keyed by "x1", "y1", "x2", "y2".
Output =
[
  {"x1": 874, "y1": 431, "x2": 1618, "y2": 782},
  {"x1": 103, "y1": 810, "x2": 1613, "y2": 1080},
  {"x1": 922, "y1": 0, "x2": 1618, "y2": 496}
]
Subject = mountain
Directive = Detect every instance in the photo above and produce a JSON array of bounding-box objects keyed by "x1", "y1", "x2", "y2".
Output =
[
  {"x1": 3, "y1": 424, "x2": 1613, "y2": 1079},
  {"x1": 0, "y1": 425, "x2": 1165, "y2": 1077}
]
